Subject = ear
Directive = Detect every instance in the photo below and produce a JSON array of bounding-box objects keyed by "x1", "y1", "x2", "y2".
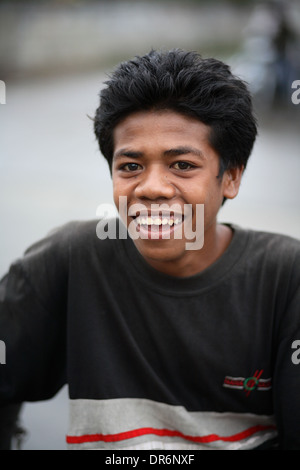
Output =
[{"x1": 222, "y1": 166, "x2": 244, "y2": 200}]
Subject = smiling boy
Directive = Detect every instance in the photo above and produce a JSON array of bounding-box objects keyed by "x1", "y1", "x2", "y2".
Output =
[
  {"x1": 111, "y1": 110, "x2": 242, "y2": 277},
  {"x1": 1, "y1": 49, "x2": 300, "y2": 450}
]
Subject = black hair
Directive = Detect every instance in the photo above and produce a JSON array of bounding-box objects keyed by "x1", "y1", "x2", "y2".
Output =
[{"x1": 94, "y1": 48, "x2": 257, "y2": 175}]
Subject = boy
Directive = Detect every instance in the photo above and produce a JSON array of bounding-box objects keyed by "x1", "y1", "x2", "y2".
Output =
[{"x1": 0, "y1": 49, "x2": 299, "y2": 450}]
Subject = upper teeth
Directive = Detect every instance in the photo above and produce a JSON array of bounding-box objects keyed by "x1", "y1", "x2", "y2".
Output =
[{"x1": 136, "y1": 216, "x2": 181, "y2": 226}]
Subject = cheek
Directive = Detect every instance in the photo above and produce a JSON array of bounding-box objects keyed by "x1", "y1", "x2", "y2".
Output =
[
  {"x1": 112, "y1": 175, "x2": 124, "y2": 207},
  {"x1": 112, "y1": 188, "x2": 119, "y2": 210},
  {"x1": 189, "y1": 178, "x2": 223, "y2": 215},
  {"x1": 112, "y1": 177, "x2": 134, "y2": 219},
  {"x1": 186, "y1": 178, "x2": 215, "y2": 204}
]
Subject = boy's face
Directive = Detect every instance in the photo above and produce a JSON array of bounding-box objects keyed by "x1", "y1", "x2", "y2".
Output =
[{"x1": 112, "y1": 109, "x2": 241, "y2": 276}]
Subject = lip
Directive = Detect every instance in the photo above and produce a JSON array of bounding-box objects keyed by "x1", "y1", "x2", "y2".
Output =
[
  {"x1": 129, "y1": 208, "x2": 184, "y2": 218},
  {"x1": 130, "y1": 211, "x2": 185, "y2": 240}
]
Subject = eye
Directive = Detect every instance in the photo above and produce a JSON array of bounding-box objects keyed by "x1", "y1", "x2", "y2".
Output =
[
  {"x1": 120, "y1": 162, "x2": 142, "y2": 172},
  {"x1": 172, "y1": 161, "x2": 195, "y2": 170}
]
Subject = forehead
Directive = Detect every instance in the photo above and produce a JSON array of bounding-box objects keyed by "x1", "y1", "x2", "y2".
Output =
[{"x1": 113, "y1": 110, "x2": 212, "y2": 150}]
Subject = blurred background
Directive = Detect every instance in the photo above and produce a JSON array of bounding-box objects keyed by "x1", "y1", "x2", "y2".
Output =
[{"x1": 0, "y1": 0, "x2": 299, "y2": 450}]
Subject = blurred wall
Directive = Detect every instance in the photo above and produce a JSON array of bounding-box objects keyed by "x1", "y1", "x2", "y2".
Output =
[{"x1": 0, "y1": 0, "x2": 251, "y2": 79}]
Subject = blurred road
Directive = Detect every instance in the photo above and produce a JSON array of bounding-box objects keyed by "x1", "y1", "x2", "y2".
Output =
[{"x1": 0, "y1": 69, "x2": 299, "y2": 450}]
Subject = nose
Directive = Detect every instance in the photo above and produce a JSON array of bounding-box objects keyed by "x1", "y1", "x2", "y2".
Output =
[{"x1": 134, "y1": 164, "x2": 176, "y2": 201}]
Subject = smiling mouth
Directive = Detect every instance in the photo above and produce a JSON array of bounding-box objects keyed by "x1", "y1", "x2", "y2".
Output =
[
  {"x1": 136, "y1": 215, "x2": 182, "y2": 227},
  {"x1": 130, "y1": 212, "x2": 185, "y2": 239}
]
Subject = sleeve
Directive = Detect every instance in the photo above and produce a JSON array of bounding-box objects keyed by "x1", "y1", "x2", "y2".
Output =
[
  {"x1": 0, "y1": 403, "x2": 24, "y2": 450},
  {"x1": 273, "y1": 253, "x2": 300, "y2": 449},
  {"x1": 0, "y1": 223, "x2": 72, "y2": 405}
]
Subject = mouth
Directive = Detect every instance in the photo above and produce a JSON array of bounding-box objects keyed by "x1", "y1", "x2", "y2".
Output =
[{"x1": 130, "y1": 211, "x2": 185, "y2": 240}]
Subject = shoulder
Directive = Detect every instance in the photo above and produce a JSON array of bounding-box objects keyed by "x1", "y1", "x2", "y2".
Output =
[
  {"x1": 24, "y1": 219, "x2": 102, "y2": 255},
  {"x1": 232, "y1": 224, "x2": 300, "y2": 257},
  {"x1": 233, "y1": 225, "x2": 300, "y2": 294},
  {"x1": 245, "y1": 228, "x2": 300, "y2": 261},
  {"x1": 46, "y1": 219, "x2": 98, "y2": 244},
  {"x1": 21, "y1": 218, "x2": 124, "y2": 269},
  {"x1": 18, "y1": 219, "x2": 102, "y2": 277}
]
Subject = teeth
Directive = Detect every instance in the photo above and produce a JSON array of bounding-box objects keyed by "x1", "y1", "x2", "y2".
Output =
[{"x1": 136, "y1": 216, "x2": 181, "y2": 226}]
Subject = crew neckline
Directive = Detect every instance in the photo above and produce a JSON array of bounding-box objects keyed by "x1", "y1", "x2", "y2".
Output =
[{"x1": 116, "y1": 221, "x2": 250, "y2": 296}]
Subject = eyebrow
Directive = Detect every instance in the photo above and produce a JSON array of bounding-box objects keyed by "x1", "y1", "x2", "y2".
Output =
[
  {"x1": 113, "y1": 149, "x2": 143, "y2": 160},
  {"x1": 113, "y1": 146, "x2": 206, "y2": 160},
  {"x1": 164, "y1": 146, "x2": 206, "y2": 159}
]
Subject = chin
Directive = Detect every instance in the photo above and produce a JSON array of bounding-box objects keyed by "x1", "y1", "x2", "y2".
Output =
[{"x1": 133, "y1": 238, "x2": 187, "y2": 263}]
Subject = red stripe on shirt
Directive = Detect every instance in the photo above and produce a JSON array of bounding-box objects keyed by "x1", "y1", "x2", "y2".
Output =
[{"x1": 66, "y1": 424, "x2": 277, "y2": 445}]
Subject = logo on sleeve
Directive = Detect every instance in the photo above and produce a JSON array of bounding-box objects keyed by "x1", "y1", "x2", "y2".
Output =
[{"x1": 223, "y1": 370, "x2": 272, "y2": 397}]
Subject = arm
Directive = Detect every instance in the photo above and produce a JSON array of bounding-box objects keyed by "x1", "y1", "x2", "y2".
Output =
[
  {"x1": 273, "y1": 282, "x2": 300, "y2": 449},
  {"x1": 0, "y1": 224, "x2": 70, "y2": 405},
  {"x1": 0, "y1": 403, "x2": 24, "y2": 450}
]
